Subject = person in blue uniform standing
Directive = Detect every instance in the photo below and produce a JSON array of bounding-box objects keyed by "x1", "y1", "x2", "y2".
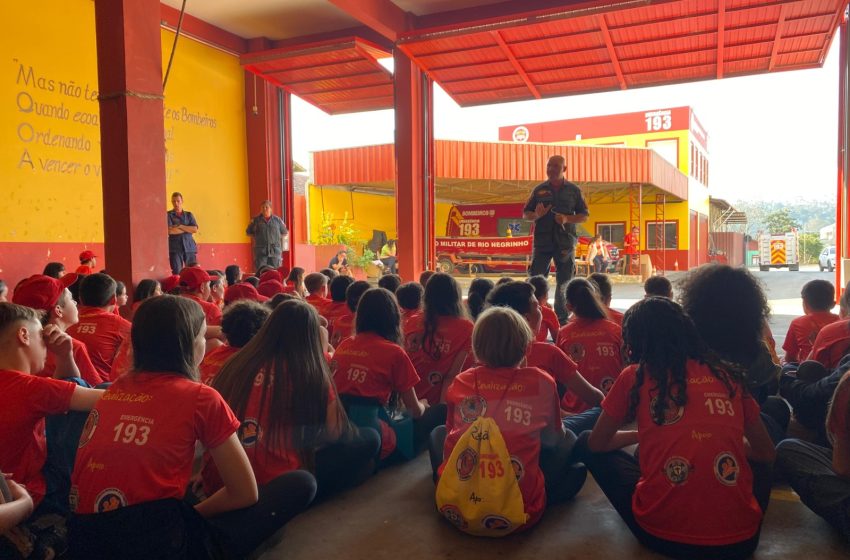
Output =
[
  {"x1": 523, "y1": 155, "x2": 589, "y2": 325},
  {"x1": 246, "y1": 200, "x2": 289, "y2": 273},
  {"x1": 167, "y1": 192, "x2": 199, "y2": 274}
]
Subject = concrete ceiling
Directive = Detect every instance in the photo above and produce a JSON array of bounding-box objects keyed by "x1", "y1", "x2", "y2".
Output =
[{"x1": 160, "y1": 0, "x2": 506, "y2": 41}]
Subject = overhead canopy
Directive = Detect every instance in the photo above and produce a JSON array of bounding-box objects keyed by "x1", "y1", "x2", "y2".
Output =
[
  {"x1": 312, "y1": 139, "x2": 690, "y2": 204},
  {"x1": 241, "y1": 37, "x2": 393, "y2": 114},
  {"x1": 397, "y1": 0, "x2": 846, "y2": 107}
]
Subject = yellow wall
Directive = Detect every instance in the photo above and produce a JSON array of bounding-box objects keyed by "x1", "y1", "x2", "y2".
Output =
[
  {"x1": 308, "y1": 185, "x2": 453, "y2": 245},
  {"x1": 588, "y1": 200, "x2": 690, "y2": 250},
  {"x1": 562, "y1": 129, "x2": 692, "y2": 176},
  {"x1": 1, "y1": 0, "x2": 249, "y2": 244}
]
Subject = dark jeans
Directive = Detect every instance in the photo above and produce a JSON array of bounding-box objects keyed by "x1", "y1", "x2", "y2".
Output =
[
  {"x1": 760, "y1": 396, "x2": 791, "y2": 445},
  {"x1": 381, "y1": 257, "x2": 397, "y2": 274},
  {"x1": 428, "y1": 425, "x2": 587, "y2": 503},
  {"x1": 593, "y1": 255, "x2": 609, "y2": 273},
  {"x1": 780, "y1": 356, "x2": 849, "y2": 442},
  {"x1": 314, "y1": 427, "x2": 380, "y2": 500},
  {"x1": 562, "y1": 407, "x2": 601, "y2": 437},
  {"x1": 775, "y1": 439, "x2": 850, "y2": 539},
  {"x1": 169, "y1": 251, "x2": 197, "y2": 275},
  {"x1": 574, "y1": 432, "x2": 771, "y2": 560},
  {"x1": 529, "y1": 246, "x2": 575, "y2": 324}
]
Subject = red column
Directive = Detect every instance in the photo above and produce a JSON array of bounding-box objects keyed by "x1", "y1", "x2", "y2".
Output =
[
  {"x1": 93, "y1": 0, "x2": 169, "y2": 288},
  {"x1": 838, "y1": 19, "x2": 848, "y2": 297},
  {"x1": 394, "y1": 49, "x2": 434, "y2": 281}
]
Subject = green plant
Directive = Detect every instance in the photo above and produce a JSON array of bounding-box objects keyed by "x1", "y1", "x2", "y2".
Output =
[
  {"x1": 349, "y1": 247, "x2": 377, "y2": 269},
  {"x1": 315, "y1": 212, "x2": 358, "y2": 246}
]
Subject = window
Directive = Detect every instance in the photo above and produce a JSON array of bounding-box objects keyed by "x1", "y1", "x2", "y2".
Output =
[
  {"x1": 647, "y1": 221, "x2": 678, "y2": 249},
  {"x1": 596, "y1": 222, "x2": 625, "y2": 245}
]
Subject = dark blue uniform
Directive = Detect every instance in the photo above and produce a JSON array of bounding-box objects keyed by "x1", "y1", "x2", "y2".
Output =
[
  {"x1": 167, "y1": 210, "x2": 198, "y2": 274},
  {"x1": 523, "y1": 180, "x2": 589, "y2": 323}
]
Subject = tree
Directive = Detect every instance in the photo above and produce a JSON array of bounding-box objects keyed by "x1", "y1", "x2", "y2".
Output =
[
  {"x1": 763, "y1": 208, "x2": 800, "y2": 234},
  {"x1": 799, "y1": 232, "x2": 824, "y2": 264}
]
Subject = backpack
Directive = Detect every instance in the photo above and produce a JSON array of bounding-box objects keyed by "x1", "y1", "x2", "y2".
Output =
[{"x1": 435, "y1": 371, "x2": 528, "y2": 536}]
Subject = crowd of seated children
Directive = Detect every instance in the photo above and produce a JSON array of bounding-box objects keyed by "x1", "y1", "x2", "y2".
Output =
[
  {"x1": 782, "y1": 279, "x2": 841, "y2": 365},
  {"x1": 528, "y1": 275, "x2": 560, "y2": 342},
  {"x1": 806, "y1": 284, "x2": 850, "y2": 370},
  {"x1": 377, "y1": 274, "x2": 402, "y2": 294},
  {"x1": 4, "y1": 255, "x2": 850, "y2": 557}
]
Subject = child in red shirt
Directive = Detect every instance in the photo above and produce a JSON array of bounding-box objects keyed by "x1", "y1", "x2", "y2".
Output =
[
  {"x1": 776, "y1": 369, "x2": 850, "y2": 540},
  {"x1": 435, "y1": 306, "x2": 587, "y2": 531},
  {"x1": 207, "y1": 299, "x2": 379, "y2": 500},
  {"x1": 397, "y1": 281, "x2": 424, "y2": 332},
  {"x1": 282, "y1": 267, "x2": 306, "y2": 297},
  {"x1": 487, "y1": 281, "x2": 604, "y2": 435},
  {"x1": 0, "y1": 303, "x2": 101, "y2": 526},
  {"x1": 177, "y1": 267, "x2": 223, "y2": 328},
  {"x1": 12, "y1": 274, "x2": 102, "y2": 386},
  {"x1": 557, "y1": 278, "x2": 623, "y2": 413},
  {"x1": 404, "y1": 273, "x2": 473, "y2": 406},
  {"x1": 69, "y1": 295, "x2": 314, "y2": 559},
  {"x1": 323, "y1": 275, "x2": 355, "y2": 342},
  {"x1": 589, "y1": 272, "x2": 623, "y2": 325},
  {"x1": 330, "y1": 280, "x2": 370, "y2": 347},
  {"x1": 783, "y1": 279, "x2": 840, "y2": 364},
  {"x1": 579, "y1": 297, "x2": 775, "y2": 559},
  {"x1": 304, "y1": 272, "x2": 331, "y2": 316},
  {"x1": 466, "y1": 277, "x2": 494, "y2": 321},
  {"x1": 333, "y1": 288, "x2": 439, "y2": 460},
  {"x1": 66, "y1": 273, "x2": 131, "y2": 382},
  {"x1": 199, "y1": 300, "x2": 270, "y2": 385},
  {"x1": 529, "y1": 275, "x2": 560, "y2": 342}
]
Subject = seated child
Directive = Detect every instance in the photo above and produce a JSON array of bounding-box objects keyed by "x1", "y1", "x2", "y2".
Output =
[
  {"x1": 805, "y1": 282, "x2": 850, "y2": 370},
  {"x1": 378, "y1": 274, "x2": 402, "y2": 294},
  {"x1": 304, "y1": 272, "x2": 330, "y2": 316},
  {"x1": 588, "y1": 272, "x2": 623, "y2": 325},
  {"x1": 330, "y1": 281, "x2": 370, "y2": 347},
  {"x1": 199, "y1": 300, "x2": 270, "y2": 385},
  {"x1": 323, "y1": 275, "x2": 355, "y2": 342},
  {"x1": 208, "y1": 299, "x2": 379, "y2": 500},
  {"x1": 644, "y1": 276, "x2": 673, "y2": 299},
  {"x1": 783, "y1": 279, "x2": 840, "y2": 364},
  {"x1": 434, "y1": 306, "x2": 587, "y2": 533},
  {"x1": 578, "y1": 297, "x2": 775, "y2": 560},
  {"x1": 396, "y1": 282, "x2": 423, "y2": 332},
  {"x1": 466, "y1": 278, "x2": 494, "y2": 321},
  {"x1": 283, "y1": 267, "x2": 306, "y2": 297},
  {"x1": 69, "y1": 295, "x2": 314, "y2": 559},
  {"x1": 528, "y1": 275, "x2": 559, "y2": 342}
]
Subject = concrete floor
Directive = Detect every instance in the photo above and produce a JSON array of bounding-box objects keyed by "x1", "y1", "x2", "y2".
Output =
[{"x1": 259, "y1": 453, "x2": 848, "y2": 560}]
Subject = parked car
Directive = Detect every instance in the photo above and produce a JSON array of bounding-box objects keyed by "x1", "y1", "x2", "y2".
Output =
[{"x1": 819, "y1": 245, "x2": 836, "y2": 272}]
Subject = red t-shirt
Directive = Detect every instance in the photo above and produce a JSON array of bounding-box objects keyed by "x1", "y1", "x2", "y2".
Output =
[
  {"x1": 557, "y1": 317, "x2": 623, "y2": 413},
  {"x1": 536, "y1": 304, "x2": 560, "y2": 342},
  {"x1": 607, "y1": 307, "x2": 624, "y2": 327},
  {"x1": 827, "y1": 371, "x2": 850, "y2": 444},
  {"x1": 322, "y1": 301, "x2": 350, "y2": 341},
  {"x1": 782, "y1": 311, "x2": 841, "y2": 363},
  {"x1": 808, "y1": 319, "x2": 850, "y2": 369},
  {"x1": 401, "y1": 309, "x2": 422, "y2": 334},
  {"x1": 67, "y1": 307, "x2": 132, "y2": 381},
  {"x1": 72, "y1": 372, "x2": 239, "y2": 514},
  {"x1": 330, "y1": 312, "x2": 355, "y2": 347},
  {"x1": 332, "y1": 332, "x2": 420, "y2": 459},
  {"x1": 109, "y1": 338, "x2": 132, "y2": 381},
  {"x1": 201, "y1": 374, "x2": 335, "y2": 493},
  {"x1": 404, "y1": 315, "x2": 474, "y2": 405},
  {"x1": 199, "y1": 345, "x2": 240, "y2": 386},
  {"x1": 39, "y1": 338, "x2": 104, "y2": 386},
  {"x1": 0, "y1": 370, "x2": 75, "y2": 506},
  {"x1": 623, "y1": 233, "x2": 639, "y2": 255},
  {"x1": 183, "y1": 294, "x2": 222, "y2": 327},
  {"x1": 441, "y1": 366, "x2": 560, "y2": 529},
  {"x1": 602, "y1": 361, "x2": 762, "y2": 545},
  {"x1": 305, "y1": 294, "x2": 330, "y2": 316}
]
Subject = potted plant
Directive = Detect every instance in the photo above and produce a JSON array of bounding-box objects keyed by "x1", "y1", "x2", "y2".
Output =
[
  {"x1": 309, "y1": 212, "x2": 358, "y2": 271},
  {"x1": 348, "y1": 247, "x2": 381, "y2": 279}
]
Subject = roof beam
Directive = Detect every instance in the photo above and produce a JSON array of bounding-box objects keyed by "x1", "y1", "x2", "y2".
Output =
[
  {"x1": 597, "y1": 15, "x2": 627, "y2": 90},
  {"x1": 327, "y1": 0, "x2": 412, "y2": 42},
  {"x1": 490, "y1": 31, "x2": 541, "y2": 99},
  {"x1": 717, "y1": 0, "x2": 726, "y2": 78},
  {"x1": 768, "y1": 4, "x2": 788, "y2": 71}
]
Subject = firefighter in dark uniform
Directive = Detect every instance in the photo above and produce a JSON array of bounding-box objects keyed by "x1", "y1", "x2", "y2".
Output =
[{"x1": 523, "y1": 155, "x2": 589, "y2": 324}]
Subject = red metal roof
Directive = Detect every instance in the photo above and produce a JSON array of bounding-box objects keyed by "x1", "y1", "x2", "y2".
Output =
[
  {"x1": 241, "y1": 37, "x2": 393, "y2": 114},
  {"x1": 397, "y1": 0, "x2": 846, "y2": 107},
  {"x1": 312, "y1": 140, "x2": 688, "y2": 203}
]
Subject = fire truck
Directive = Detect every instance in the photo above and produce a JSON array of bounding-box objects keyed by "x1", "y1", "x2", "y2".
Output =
[
  {"x1": 435, "y1": 203, "x2": 618, "y2": 274},
  {"x1": 758, "y1": 230, "x2": 800, "y2": 272}
]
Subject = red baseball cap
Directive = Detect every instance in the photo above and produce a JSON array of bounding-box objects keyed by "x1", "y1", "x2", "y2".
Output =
[
  {"x1": 12, "y1": 273, "x2": 79, "y2": 312},
  {"x1": 79, "y1": 250, "x2": 97, "y2": 262},
  {"x1": 161, "y1": 274, "x2": 181, "y2": 294},
  {"x1": 224, "y1": 283, "x2": 269, "y2": 305},
  {"x1": 179, "y1": 267, "x2": 211, "y2": 291}
]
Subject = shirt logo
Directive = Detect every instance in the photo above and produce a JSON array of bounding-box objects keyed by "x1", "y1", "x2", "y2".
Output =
[
  {"x1": 482, "y1": 515, "x2": 512, "y2": 531},
  {"x1": 663, "y1": 456, "x2": 692, "y2": 485},
  {"x1": 510, "y1": 456, "x2": 525, "y2": 481},
  {"x1": 456, "y1": 448, "x2": 478, "y2": 481},
  {"x1": 460, "y1": 395, "x2": 487, "y2": 423},
  {"x1": 78, "y1": 409, "x2": 99, "y2": 448},
  {"x1": 650, "y1": 396, "x2": 684, "y2": 425},
  {"x1": 440, "y1": 504, "x2": 468, "y2": 529},
  {"x1": 600, "y1": 377, "x2": 615, "y2": 394},
  {"x1": 566, "y1": 342, "x2": 586, "y2": 362},
  {"x1": 714, "y1": 452, "x2": 740, "y2": 486},
  {"x1": 429, "y1": 371, "x2": 443, "y2": 386},
  {"x1": 238, "y1": 419, "x2": 262, "y2": 448},
  {"x1": 95, "y1": 488, "x2": 127, "y2": 513}
]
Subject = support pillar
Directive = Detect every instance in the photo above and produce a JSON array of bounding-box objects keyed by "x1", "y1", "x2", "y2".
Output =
[
  {"x1": 93, "y1": 0, "x2": 169, "y2": 288},
  {"x1": 627, "y1": 183, "x2": 642, "y2": 275},
  {"x1": 838, "y1": 17, "x2": 849, "y2": 295},
  {"x1": 394, "y1": 49, "x2": 434, "y2": 281}
]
